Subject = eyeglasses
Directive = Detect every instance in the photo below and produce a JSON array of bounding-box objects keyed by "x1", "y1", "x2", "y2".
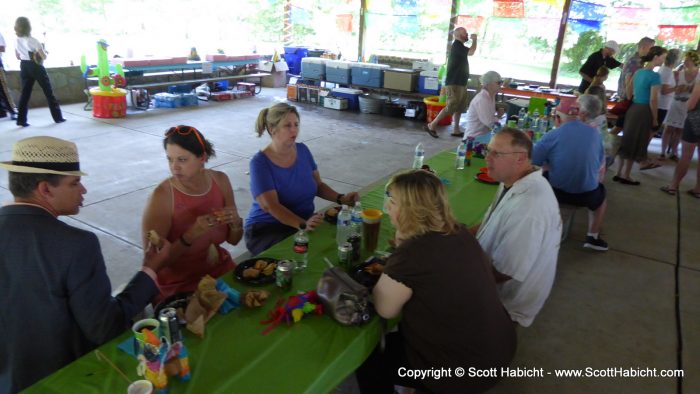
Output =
[
  {"x1": 165, "y1": 125, "x2": 206, "y2": 153},
  {"x1": 483, "y1": 148, "x2": 527, "y2": 158}
]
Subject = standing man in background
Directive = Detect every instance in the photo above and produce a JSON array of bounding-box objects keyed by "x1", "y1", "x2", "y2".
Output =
[
  {"x1": 0, "y1": 31, "x2": 18, "y2": 120},
  {"x1": 425, "y1": 26, "x2": 477, "y2": 138},
  {"x1": 578, "y1": 40, "x2": 621, "y2": 93}
]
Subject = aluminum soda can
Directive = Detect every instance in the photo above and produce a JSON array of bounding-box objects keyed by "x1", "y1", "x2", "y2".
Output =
[
  {"x1": 158, "y1": 307, "x2": 182, "y2": 343},
  {"x1": 347, "y1": 234, "x2": 361, "y2": 263},
  {"x1": 338, "y1": 242, "x2": 352, "y2": 270},
  {"x1": 276, "y1": 260, "x2": 294, "y2": 290}
]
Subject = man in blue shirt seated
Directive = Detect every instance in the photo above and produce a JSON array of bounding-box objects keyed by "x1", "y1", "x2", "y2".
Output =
[{"x1": 532, "y1": 95, "x2": 609, "y2": 251}]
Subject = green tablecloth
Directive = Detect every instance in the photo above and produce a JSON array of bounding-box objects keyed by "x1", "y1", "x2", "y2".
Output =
[{"x1": 26, "y1": 152, "x2": 497, "y2": 394}]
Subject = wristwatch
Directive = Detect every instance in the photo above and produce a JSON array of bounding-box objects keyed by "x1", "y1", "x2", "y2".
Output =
[{"x1": 336, "y1": 193, "x2": 345, "y2": 205}]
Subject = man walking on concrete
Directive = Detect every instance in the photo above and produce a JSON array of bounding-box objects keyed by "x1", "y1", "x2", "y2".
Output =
[{"x1": 425, "y1": 27, "x2": 477, "y2": 138}]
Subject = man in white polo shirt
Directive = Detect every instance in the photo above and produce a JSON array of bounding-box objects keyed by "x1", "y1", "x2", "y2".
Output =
[{"x1": 473, "y1": 128, "x2": 562, "y2": 327}]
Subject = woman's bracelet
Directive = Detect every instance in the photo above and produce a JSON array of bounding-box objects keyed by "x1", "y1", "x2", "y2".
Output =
[{"x1": 180, "y1": 234, "x2": 192, "y2": 247}]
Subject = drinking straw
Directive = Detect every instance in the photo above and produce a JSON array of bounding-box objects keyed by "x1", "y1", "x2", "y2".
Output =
[{"x1": 95, "y1": 349, "x2": 132, "y2": 384}]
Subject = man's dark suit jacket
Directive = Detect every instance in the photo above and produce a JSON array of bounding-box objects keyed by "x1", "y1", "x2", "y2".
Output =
[{"x1": 0, "y1": 204, "x2": 159, "y2": 393}]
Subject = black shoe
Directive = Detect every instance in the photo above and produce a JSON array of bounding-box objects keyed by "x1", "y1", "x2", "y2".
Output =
[
  {"x1": 584, "y1": 236, "x2": 609, "y2": 251},
  {"x1": 17, "y1": 122, "x2": 29, "y2": 127},
  {"x1": 55, "y1": 118, "x2": 67, "y2": 123}
]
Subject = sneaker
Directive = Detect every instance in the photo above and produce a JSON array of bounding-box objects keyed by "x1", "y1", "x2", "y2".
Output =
[{"x1": 584, "y1": 236, "x2": 608, "y2": 251}]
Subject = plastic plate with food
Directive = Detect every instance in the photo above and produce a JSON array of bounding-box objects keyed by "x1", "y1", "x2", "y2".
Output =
[
  {"x1": 234, "y1": 257, "x2": 279, "y2": 285},
  {"x1": 352, "y1": 256, "x2": 388, "y2": 289}
]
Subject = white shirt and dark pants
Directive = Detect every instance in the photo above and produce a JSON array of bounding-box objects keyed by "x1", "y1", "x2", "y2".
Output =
[
  {"x1": 15, "y1": 36, "x2": 63, "y2": 126},
  {"x1": 0, "y1": 32, "x2": 16, "y2": 119}
]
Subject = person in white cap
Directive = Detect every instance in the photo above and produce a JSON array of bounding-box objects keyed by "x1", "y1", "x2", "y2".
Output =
[
  {"x1": 578, "y1": 39, "x2": 621, "y2": 93},
  {"x1": 0, "y1": 137, "x2": 171, "y2": 393}
]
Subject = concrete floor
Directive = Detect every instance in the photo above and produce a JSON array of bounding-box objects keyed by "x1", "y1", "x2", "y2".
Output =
[{"x1": 1, "y1": 88, "x2": 698, "y2": 393}]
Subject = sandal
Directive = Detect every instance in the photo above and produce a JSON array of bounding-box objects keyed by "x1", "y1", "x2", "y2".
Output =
[
  {"x1": 639, "y1": 163, "x2": 662, "y2": 171},
  {"x1": 423, "y1": 124, "x2": 439, "y2": 139},
  {"x1": 669, "y1": 155, "x2": 679, "y2": 162},
  {"x1": 660, "y1": 186, "x2": 677, "y2": 195},
  {"x1": 687, "y1": 190, "x2": 700, "y2": 199},
  {"x1": 618, "y1": 178, "x2": 641, "y2": 185}
]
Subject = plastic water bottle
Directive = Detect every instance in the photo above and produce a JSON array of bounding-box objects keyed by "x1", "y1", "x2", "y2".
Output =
[
  {"x1": 517, "y1": 108, "x2": 526, "y2": 129},
  {"x1": 455, "y1": 142, "x2": 466, "y2": 170},
  {"x1": 293, "y1": 224, "x2": 309, "y2": 271},
  {"x1": 350, "y1": 202, "x2": 363, "y2": 236},
  {"x1": 531, "y1": 109, "x2": 540, "y2": 130},
  {"x1": 491, "y1": 122, "x2": 502, "y2": 135},
  {"x1": 412, "y1": 143, "x2": 425, "y2": 169},
  {"x1": 336, "y1": 205, "x2": 352, "y2": 246}
]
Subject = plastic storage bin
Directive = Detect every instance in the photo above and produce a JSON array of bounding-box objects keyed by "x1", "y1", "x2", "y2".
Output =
[
  {"x1": 283, "y1": 46, "x2": 309, "y2": 75},
  {"x1": 424, "y1": 96, "x2": 452, "y2": 126},
  {"x1": 331, "y1": 88, "x2": 363, "y2": 111},
  {"x1": 325, "y1": 60, "x2": 352, "y2": 84},
  {"x1": 301, "y1": 57, "x2": 326, "y2": 80},
  {"x1": 350, "y1": 63, "x2": 389, "y2": 88},
  {"x1": 154, "y1": 93, "x2": 182, "y2": 108},
  {"x1": 418, "y1": 76, "x2": 441, "y2": 95},
  {"x1": 383, "y1": 68, "x2": 419, "y2": 92}
]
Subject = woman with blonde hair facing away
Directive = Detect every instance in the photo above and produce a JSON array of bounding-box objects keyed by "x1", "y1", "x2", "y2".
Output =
[
  {"x1": 356, "y1": 170, "x2": 516, "y2": 394},
  {"x1": 142, "y1": 125, "x2": 243, "y2": 300},
  {"x1": 245, "y1": 103, "x2": 359, "y2": 255}
]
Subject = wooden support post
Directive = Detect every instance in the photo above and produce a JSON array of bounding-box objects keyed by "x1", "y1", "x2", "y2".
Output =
[
  {"x1": 358, "y1": 0, "x2": 367, "y2": 62},
  {"x1": 445, "y1": 0, "x2": 459, "y2": 64},
  {"x1": 549, "y1": 0, "x2": 572, "y2": 88},
  {"x1": 283, "y1": 0, "x2": 292, "y2": 46}
]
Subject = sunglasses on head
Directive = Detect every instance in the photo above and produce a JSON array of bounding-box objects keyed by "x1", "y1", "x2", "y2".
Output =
[{"x1": 165, "y1": 125, "x2": 206, "y2": 153}]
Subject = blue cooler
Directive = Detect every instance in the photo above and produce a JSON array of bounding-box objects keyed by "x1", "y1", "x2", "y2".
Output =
[
  {"x1": 331, "y1": 88, "x2": 363, "y2": 111},
  {"x1": 418, "y1": 69, "x2": 441, "y2": 95},
  {"x1": 325, "y1": 60, "x2": 352, "y2": 84},
  {"x1": 301, "y1": 57, "x2": 326, "y2": 80},
  {"x1": 350, "y1": 63, "x2": 389, "y2": 88}
]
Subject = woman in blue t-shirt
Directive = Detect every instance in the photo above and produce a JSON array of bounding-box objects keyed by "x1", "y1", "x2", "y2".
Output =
[
  {"x1": 245, "y1": 103, "x2": 359, "y2": 255},
  {"x1": 616, "y1": 46, "x2": 667, "y2": 185}
]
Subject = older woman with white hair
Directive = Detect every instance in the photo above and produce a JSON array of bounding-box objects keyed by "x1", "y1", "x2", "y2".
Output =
[{"x1": 463, "y1": 71, "x2": 504, "y2": 141}]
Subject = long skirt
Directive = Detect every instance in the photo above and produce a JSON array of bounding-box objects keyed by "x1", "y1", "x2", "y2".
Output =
[{"x1": 620, "y1": 103, "x2": 652, "y2": 162}]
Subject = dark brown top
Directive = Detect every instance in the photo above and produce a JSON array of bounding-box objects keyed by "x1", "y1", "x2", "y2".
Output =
[{"x1": 384, "y1": 226, "x2": 516, "y2": 393}]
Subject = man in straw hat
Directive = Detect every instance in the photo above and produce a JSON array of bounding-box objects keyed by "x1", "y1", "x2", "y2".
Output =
[{"x1": 0, "y1": 136, "x2": 170, "y2": 393}]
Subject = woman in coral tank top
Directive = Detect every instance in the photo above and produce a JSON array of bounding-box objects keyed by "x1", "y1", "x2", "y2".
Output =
[{"x1": 142, "y1": 125, "x2": 243, "y2": 301}]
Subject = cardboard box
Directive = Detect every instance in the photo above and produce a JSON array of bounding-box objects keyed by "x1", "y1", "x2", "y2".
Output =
[
  {"x1": 287, "y1": 84, "x2": 298, "y2": 101},
  {"x1": 236, "y1": 82, "x2": 256, "y2": 95},
  {"x1": 262, "y1": 71, "x2": 287, "y2": 88},
  {"x1": 383, "y1": 68, "x2": 419, "y2": 92},
  {"x1": 258, "y1": 61, "x2": 289, "y2": 72},
  {"x1": 323, "y1": 97, "x2": 348, "y2": 110},
  {"x1": 153, "y1": 93, "x2": 182, "y2": 108},
  {"x1": 210, "y1": 91, "x2": 233, "y2": 101}
]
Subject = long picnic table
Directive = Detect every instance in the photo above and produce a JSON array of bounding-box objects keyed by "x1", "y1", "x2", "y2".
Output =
[{"x1": 26, "y1": 151, "x2": 498, "y2": 393}]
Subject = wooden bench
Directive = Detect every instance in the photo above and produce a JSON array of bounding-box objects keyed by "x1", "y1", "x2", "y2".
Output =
[{"x1": 127, "y1": 72, "x2": 270, "y2": 110}]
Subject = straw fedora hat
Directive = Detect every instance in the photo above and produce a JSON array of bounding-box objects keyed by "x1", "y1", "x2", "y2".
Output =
[{"x1": 0, "y1": 136, "x2": 87, "y2": 176}]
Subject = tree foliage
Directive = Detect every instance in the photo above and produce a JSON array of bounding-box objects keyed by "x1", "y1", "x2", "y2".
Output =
[{"x1": 563, "y1": 30, "x2": 604, "y2": 72}]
